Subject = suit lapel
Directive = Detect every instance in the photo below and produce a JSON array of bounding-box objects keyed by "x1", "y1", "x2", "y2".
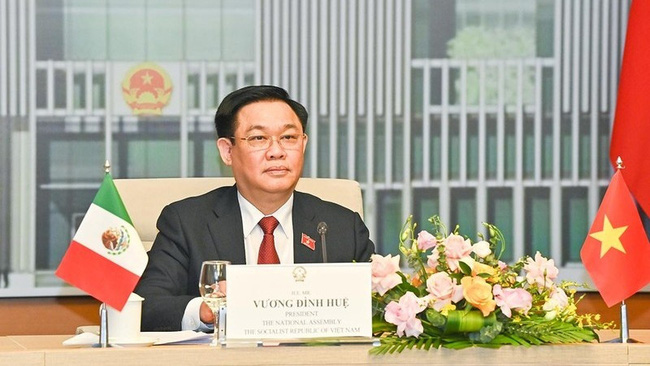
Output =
[
  {"x1": 293, "y1": 193, "x2": 321, "y2": 263},
  {"x1": 207, "y1": 185, "x2": 247, "y2": 264}
]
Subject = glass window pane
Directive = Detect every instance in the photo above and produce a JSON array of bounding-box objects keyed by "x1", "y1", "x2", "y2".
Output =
[
  {"x1": 562, "y1": 188, "x2": 588, "y2": 264},
  {"x1": 317, "y1": 119, "x2": 330, "y2": 177},
  {"x1": 486, "y1": 116, "x2": 498, "y2": 179},
  {"x1": 125, "y1": 140, "x2": 181, "y2": 178},
  {"x1": 354, "y1": 120, "x2": 367, "y2": 183},
  {"x1": 36, "y1": 130, "x2": 106, "y2": 271},
  {"x1": 413, "y1": 188, "x2": 439, "y2": 229},
  {"x1": 392, "y1": 121, "x2": 404, "y2": 182},
  {"x1": 525, "y1": 188, "x2": 550, "y2": 257},
  {"x1": 337, "y1": 121, "x2": 348, "y2": 178},
  {"x1": 186, "y1": 0, "x2": 222, "y2": 60},
  {"x1": 412, "y1": 118, "x2": 424, "y2": 181},
  {"x1": 65, "y1": 0, "x2": 107, "y2": 60},
  {"x1": 430, "y1": 116, "x2": 442, "y2": 180},
  {"x1": 523, "y1": 115, "x2": 535, "y2": 179},
  {"x1": 147, "y1": 0, "x2": 183, "y2": 60},
  {"x1": 221, "y1": 0, "x2": 255, "y2": 61},
  {"x1": 48, "y1": 139, "x2": 105, "y2": 183},
  {"x1": 36, "y1": 0, "x2": 65, "y2": 60},
  {"x1": 449, "y1": 116, "x2": 460, "y2": 180},
  {"x1": 542, "y1": 111, "x2": 553, "y2": 179},
  {"x1": 199, "y1": 139, "x2": 231, "y2": 177},
  {"x1": 108, "y1": 0, "x2": 146, "y2": 60},
  {"x1": 37, "y1": 189, "x2": 95, "y2": 270},
  {"x1": 377, "y1": 191, "x2": 402, "y2": 255},
  {"x1": 504, "y1": 116, "x2": 516, "y2": 179},
  {"x1": 374, "y1": 121, "x2": 386, "y2": 181},
  {"x1": 467, "y1": 116, "x2": 479, "y2": 180},
  {"x1": 451, "y1": 188, "x2": 476, "y2": 235},
  {"x1": 488, "y1": 188, "x2": 514, "y2": 262},
  {"x1": 579, "y1": 117, "x2": 591, "y2": 179}
]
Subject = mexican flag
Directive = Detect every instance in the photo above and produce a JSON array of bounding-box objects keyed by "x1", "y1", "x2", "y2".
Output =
[{"x1": 56, "y1": 173, "x2": 148, "y2": 311}]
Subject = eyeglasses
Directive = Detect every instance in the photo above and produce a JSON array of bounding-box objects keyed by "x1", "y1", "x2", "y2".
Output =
[{"x1": 231, "y1": 133, "x2": 306, "y2": 150}]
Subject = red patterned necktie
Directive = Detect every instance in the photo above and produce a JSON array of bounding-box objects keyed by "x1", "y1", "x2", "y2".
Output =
[{"x1": 257, "y1": 216, "x2": 280, "y2": 264}]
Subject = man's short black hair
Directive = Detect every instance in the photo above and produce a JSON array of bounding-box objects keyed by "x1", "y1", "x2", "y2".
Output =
[{"x1": 214, "y1": 85, "x2": 308, "y2": 139}]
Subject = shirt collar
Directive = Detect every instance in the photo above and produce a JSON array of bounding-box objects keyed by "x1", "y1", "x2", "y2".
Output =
[{"x1": 237, "y1": 191, "x2": 294, "y2": 238}]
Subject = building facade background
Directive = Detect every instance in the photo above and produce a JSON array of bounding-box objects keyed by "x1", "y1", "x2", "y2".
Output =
[{"x1": 0, "y1": 0, "x2": 631, "y2": 295}]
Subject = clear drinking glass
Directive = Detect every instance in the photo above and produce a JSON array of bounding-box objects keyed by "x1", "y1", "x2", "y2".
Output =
[{"x1": 199, "y1": 260, "x2": 230, "y2": 346}]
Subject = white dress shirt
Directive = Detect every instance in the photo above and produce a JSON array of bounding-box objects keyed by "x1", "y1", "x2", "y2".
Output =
[
  {"x1": 238, "y1": 192, "x2": 294, "y2": 265},
  {"x1": 181, "y1": 191, "x2": 295, "y2": 331}
]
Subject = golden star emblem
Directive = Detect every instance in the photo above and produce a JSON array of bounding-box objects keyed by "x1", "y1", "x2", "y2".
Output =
[
  {"x1": 589, "y1": 215, "x2": 628, "y2": 258},
  {"x1": 141, "y1": 72, "x2": 153, "y2": 85}
]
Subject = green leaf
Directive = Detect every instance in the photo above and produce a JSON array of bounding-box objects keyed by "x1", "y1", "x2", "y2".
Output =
[
  {"x1": 449, "y1": 272, "x2": 464, "y2": 282},
  {"x1": 458, "y1": 261, "x2": 472, "y2": 275},
  {"x1": 491, "y1": 334, "x2": 525, "y2": 346},
  {"x1": 394, "y1": 280, "x2": 422, "y2": 297},
  {"x1": 372, "y1": 318, "x2": 396, "y2": 333},
  {"x1": 507, "y1": 334, "x2": 530, "y2": 346},
  {"x1": 425, "y1": 308, "x2": 447, "y2": 328}
]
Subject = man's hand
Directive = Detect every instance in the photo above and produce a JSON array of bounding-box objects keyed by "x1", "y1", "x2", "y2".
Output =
[{"x1": 199, "y1": 301, "x2": 215, "y2": 324}]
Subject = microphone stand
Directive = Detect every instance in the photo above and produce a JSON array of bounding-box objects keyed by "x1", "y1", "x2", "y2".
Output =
[{"x1": 318, "y1": 222, "x2": 328, "y2": 263}]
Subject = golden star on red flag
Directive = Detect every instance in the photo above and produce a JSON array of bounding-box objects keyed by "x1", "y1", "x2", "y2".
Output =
[
  {"x1": 580, "y1": 170, "x2": 650, "y2": 307},
  {"x1": 589, "y1": 215, "x2": 627, "y2": 258}
]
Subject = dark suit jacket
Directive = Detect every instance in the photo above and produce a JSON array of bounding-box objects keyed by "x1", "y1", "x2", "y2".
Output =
[{"x1": 134, "y1": 185, "x2": 375, "y2": 331}]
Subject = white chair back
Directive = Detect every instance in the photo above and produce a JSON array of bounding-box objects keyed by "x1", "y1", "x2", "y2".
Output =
[{"x1": 113, "y1": 177, "x2": 364, "y2": 250}]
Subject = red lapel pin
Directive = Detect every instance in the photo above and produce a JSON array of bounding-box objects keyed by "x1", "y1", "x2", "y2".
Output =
[{"x1": 300, "y1": 233, "x2": 316, "y2": 250}]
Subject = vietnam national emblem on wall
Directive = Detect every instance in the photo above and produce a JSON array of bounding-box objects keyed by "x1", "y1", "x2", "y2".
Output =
[{"x1": 121, "y1": 62, "x2": 173, "y2": 116}]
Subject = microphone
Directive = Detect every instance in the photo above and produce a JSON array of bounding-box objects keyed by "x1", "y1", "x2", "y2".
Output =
[{"x1": 317, "y1": 222, "x2": 328, "y2": 263}]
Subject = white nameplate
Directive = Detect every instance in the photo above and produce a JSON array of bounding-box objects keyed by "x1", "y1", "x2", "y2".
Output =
[{"x1": 226, "y1": 263, "x2": 371, "y2": 342}]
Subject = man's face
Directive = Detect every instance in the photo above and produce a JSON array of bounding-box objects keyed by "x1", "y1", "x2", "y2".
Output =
[{"x1": 217, "y1": 100, "x2": 307, "y2": 201}]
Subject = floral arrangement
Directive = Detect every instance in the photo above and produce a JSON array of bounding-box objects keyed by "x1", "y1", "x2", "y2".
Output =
[{"x1": 370, "y1": 215, "x2": 610, "y2": 354}]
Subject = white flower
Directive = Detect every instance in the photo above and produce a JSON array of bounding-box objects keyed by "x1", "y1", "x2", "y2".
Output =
[
  {"x1": 543, "y1": 287, "x2": 569, "y2": 312},
  {"x1": 472, "y1": 240, "x2": 491, "y2": 258}
]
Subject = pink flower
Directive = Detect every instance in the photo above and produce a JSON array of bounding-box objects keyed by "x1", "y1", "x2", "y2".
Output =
[
  {"x1": 523, "y1": 252, "x2": 559, "y2": 288},
  {"x1": 497, "y1": 261, "x2": 508, "y2": 270},
  {"x1": 371, "y1": 254, "x2": 402, "y2": 295},
  {"x1": 417, "y1": 230, "x2": 438, "y2": 251},
  {"x1": 472, "y1": 240, "x2": 491, "y2": 258},
  {"x1": 443, "y1": 234, "x2": 473, "y2": 272},
  {"x1": 384, "y1": 292, "x2": 427, "y2": 337},
  {"x1": 493, "y1": 284, "x2": 533, "y2": 318},
  {"x1": 427, "y1": 250, "x2": 440, "y2": 268},
  {"x1": 426, "y1": 272, "x2": 464, "y2": 311}
]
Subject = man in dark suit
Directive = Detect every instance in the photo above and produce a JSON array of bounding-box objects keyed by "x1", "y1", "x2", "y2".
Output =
[{"x1": 135, "y1": 85, "x2": 375, "y2": 331}]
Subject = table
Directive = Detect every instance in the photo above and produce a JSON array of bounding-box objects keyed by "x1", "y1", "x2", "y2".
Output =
[{"x1": 1, "y1": 330, "x2": 649, "y2": 366}]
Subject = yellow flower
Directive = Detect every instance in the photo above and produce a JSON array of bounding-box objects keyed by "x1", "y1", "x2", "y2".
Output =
[
  {"x1": 410, "y1": 274, "x2": 423, "y2": 287},
  {"x1": 439, "y1": 303, "x2": 456, "y2": 316},
  {"x1": 472, "y1": 262, "x2": 496, "y2": 279},
  {"x1": 461, "y1": 276, "x2": 496, "y2": 316},
  {"x1": 410, "y1": 268, "x2": 437, "y2": 287}
]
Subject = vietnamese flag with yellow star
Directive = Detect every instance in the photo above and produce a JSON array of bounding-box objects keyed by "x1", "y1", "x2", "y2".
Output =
[{"x1": 580, "y1": 170, "x2": 650, "y2": 307}]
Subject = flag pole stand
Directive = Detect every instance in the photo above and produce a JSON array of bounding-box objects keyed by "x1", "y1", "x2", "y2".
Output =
[
  {"x1": 94, "y1": 303, "x2": 112, "y2": 348},
  {"x1": 606, "y1": 301, "x2": 639, "y2": 343}
]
